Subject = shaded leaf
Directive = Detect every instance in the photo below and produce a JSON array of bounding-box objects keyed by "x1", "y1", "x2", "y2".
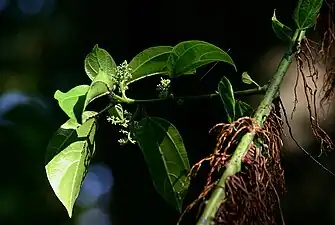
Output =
[
  {"x1": 54, "y1": 85, "x2": 90, "y2": 123},
  {"x1": 183, "y1": 69, "x2": 196, "y2": 75},
  {"x1": 45, "y1": 111, "x2": 97, "y2": 218},
  {"x1": 133, "y1": 117, "x2": 190, "y2": 212},
  {"x1": 85, "y1": 69, "x2": 115, "y2": 109},
  {"x1": 84, "y1": 45, "x2": 117, "y2": 80},
  {"x1": 127, "y1": 46, "x2": 173, "y2": 84},
  {"x1": 218, "y1": 76, "x2": 235, "y2": 122},
  {"x1": 242, "y1": 72, "x2": 260, "y2": 87},
  {"x1": 294, "y1": 0, "x2": 322, "y2": 29},
  {"x1": 235, "y1": 100, "x2": 254, "y2": 118},
  {"x1": 167, "y1": 40, "x2": 236, "y2": 77},
  {"x1": 272, "y1": 10, "x2": 293, "y2": 42}
]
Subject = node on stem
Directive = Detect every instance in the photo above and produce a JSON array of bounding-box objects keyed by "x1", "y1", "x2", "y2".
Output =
[{"x1": 179, "y1": 105, "x2": 285, "y2": 225}]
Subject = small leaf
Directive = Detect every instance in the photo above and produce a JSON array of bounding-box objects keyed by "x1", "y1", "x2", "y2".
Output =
[
  {"x1": 85, "y1": 69, "x2": 114, "y2": 109},
  {"x1": 45, "y1": 111, "x2": 97, "y2": 218},
  {"x1": 84, "y1": 45, "x2": 117, "y2": 80},
  {"x1": 167, "y1": 40, "x2": 236, "y2": 77},
  {"x1": 54, "y1": 85, "x2": 90, "y2": 123},
  {"x1": 294, "y1": 0, "x2": 322, "y2": 29},
  {"x1": 127, "y1": 46, "x2": 173, "y2": 84},
  {"x1": 235, "y1": 100, "x2": 254, "y2": 118},
  {"x1": 108, "y1": 104, "x2": 124, "y2": 120},
  {"x1": 242, "y1": 72, "x2": 260, "y2": 87},
  {"x1": 218, "y1": 76, "x2": 235, "y2": 122},
  {"x1": 133, "y1": 117, "x2": 190, "y2": 212},
  {"x1": 272, "y1": 10, "x2": 293, "y2": 42}
]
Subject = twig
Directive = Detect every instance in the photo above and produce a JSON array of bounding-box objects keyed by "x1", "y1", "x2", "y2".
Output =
[{"x1": 117, "y1": 85, "x2": 268, "y2": 104}]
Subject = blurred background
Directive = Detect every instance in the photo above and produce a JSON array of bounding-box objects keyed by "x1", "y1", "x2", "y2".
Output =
[{"x1": 1, "y1": 0, "x2": 335, "y2": 224}]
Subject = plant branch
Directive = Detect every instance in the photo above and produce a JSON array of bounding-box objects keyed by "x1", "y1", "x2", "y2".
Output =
[
  {"x1": 196, "y1": 29, "x2": 305, "y2": 225},
  {"x1": 116, "y1": 85, "x2": 268, "y2": 104}
]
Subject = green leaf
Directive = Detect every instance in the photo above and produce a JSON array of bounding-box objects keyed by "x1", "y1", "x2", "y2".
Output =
[
  {"x1": 218, "y1": 76, "x2": 235, "y2": 122},
  {"x1": 127, "y1": 46, "x2": 173, "y2": 84},
  {"x1": 84, "y1": 45, "x2": 117, "y2": 80},
  {"x1": 235, "y1": 100, "x2": 254, "y2": 118},
  {"x1": 133, "y1": 117, "x2": 190, "y2": 212},
  {"x1": 85, "y1": 69, "x2": 115, "y2": 109},
  {"x1": 241, "y1": 72, "x2": 260, "y2": 87},
  {"x1": 167, "y1": 40, "x2": 236, "y2": 77},
  {"x1": 108, "y1": 104, "x2": 124, "y2": 120},
  {"x1": 54, "y1": 85, "x2": 90, "y2": 123},
  {"x1": 183, "y1": 69, "x2": 196, "y2": 75},
  {"x1": 272, "y1": 10, "x2": 293, "y2": 42},
  {"x1": 45, "y1": 111, "x2": 97, "y2": 218},
  {"x1": 294, "y1": 0, "x2": 322, "y2": 29}
]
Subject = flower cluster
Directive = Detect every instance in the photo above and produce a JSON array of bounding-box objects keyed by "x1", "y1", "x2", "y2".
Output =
[
  {"x1": 156, "y1": 77, "x2": 171, "y2": 99},
  {"x1": 106, "y1": 104, "x2": 136, "y2": 145},
  {"x1": 111, "y1": 60, "x2": 133, "y2": 94}
]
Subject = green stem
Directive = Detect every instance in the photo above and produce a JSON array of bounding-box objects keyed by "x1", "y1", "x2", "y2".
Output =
[
  {"x1": 196, "y1": 29, "x2": 305, "y2": 225},
  {"x1": 115, "y1": 85, "x2": 267, "y2": 104}
]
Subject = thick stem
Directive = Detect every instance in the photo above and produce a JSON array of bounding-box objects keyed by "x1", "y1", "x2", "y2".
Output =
[{"x1": 196, "y1": 29, "x2": 305, "y2": 225}]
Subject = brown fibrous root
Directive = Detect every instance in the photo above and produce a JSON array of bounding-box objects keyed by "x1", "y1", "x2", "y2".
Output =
[
  {"x1": 290, "y1": 0, "x2": 335, "y2": 154},
  {"x1": 319, "y1": 0, "x2": 335, "y2": 103},
  {"x1": 292, "y1": 0, "x2": 335, "y2": 152},
  {"x1": 179, "y1": 104, "x2": 285, "y2": 225}
]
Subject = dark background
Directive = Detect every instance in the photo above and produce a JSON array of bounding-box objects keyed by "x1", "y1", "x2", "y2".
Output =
[{"x1": 1, "y1": 0, "x2": 335, "y2": 225}]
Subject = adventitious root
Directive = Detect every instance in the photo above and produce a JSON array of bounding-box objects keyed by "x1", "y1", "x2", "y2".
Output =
[
  {"x1": 180, "y1": 105, "x2": 285, "y2": 225},
  {"x1": 293, "y1": 38, "x2": 334, "y2": 153},
  {"x1": 290, "y1": 0, "x2": 335, "y2": 154},
  {"x1": 319, "y1": 0, "x2": 335, "y2": 102}
]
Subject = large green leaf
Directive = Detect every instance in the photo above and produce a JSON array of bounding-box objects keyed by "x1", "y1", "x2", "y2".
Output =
[
  {"x1": 45, "y1": 111, "x2": 97, "y2": 218},
  {"x1": 218, "y1": 76, "x2": 236, "y2": 122},
  {"x1": 272, "y1": 10, "x2": 293, "y2": 42},
  {"x1": 54, "y1": 85, "x2": 90, "y2": 123},
  {"x1": 127, "y1": 46, "x2": 173, "y2": 84},
  {"x1": 85, "y1": 69, "x2": 115, "y2": 109},
  {"x1": 166, "y1": 40, "x2": 236, "y2": 77},
  {"x1": 84, "y1": 45, "x2": 117, "y2": 80},
  {"x1": 294, "y1": 0, "x2": 322, "y2": 29},
  {"x1": 133, "y1": 117, "x2": 190, "y2": 212}
]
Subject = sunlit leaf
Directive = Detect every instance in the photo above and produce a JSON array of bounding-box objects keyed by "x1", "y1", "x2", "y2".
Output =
[
  {"x1": 241, "y1": 72, "x2": 260, "y2": 87},
  {"x1": 54, "y1": 85, "x2": 90, "y2": 123},
  {"x1": 85, "y1": 69, "x2": 114, "y2": 109},
  {"x1": 294, "y1": 0, "x2": 322, "y2": 29},
  {"x1": 133, "y1": 117, "x2": 190, "y2": 212},
  {"x1": 235, "y1": 100, "x2": 254, "y2": 118},
  {"x1": 84, "y1": 45, "x2": 117, "y2": 80},
  {"x1": 167, "y1": 40, "x2": 236, "y2": 77},
  {"x1": 127, "y1": 46, "x2": 173, "y2": 84},
  {"x1": 45, "y1": 111, "x2": 97, "y2": 218},
  {"x1": 218, "y1": 76, "x2": 235, "y2": 122},
  {"x1": 272, "y1": 10, "x2": 293, "y2": 42}
]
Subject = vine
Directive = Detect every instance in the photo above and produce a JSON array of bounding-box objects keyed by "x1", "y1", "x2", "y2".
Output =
[{"x1": 44, "y1": 0, "x2": 333, "y2": 224}]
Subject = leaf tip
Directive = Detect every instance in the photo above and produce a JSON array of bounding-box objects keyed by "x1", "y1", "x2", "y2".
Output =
[
  {"x1": 272, "y1": 9, "x2": 277, "y2": 20},
  {"x1": 54, "y1": 90, "x2": 63, "y2": 100},
  {"x1": 232, "y1": 63, "x2": 237, "y2": 72},
  {"x1": 67, "y1": 207, "x2": 74, "y2": 218},
  {"x1": 93, "y1": 44, "x2": 99, "y2": 51}
]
